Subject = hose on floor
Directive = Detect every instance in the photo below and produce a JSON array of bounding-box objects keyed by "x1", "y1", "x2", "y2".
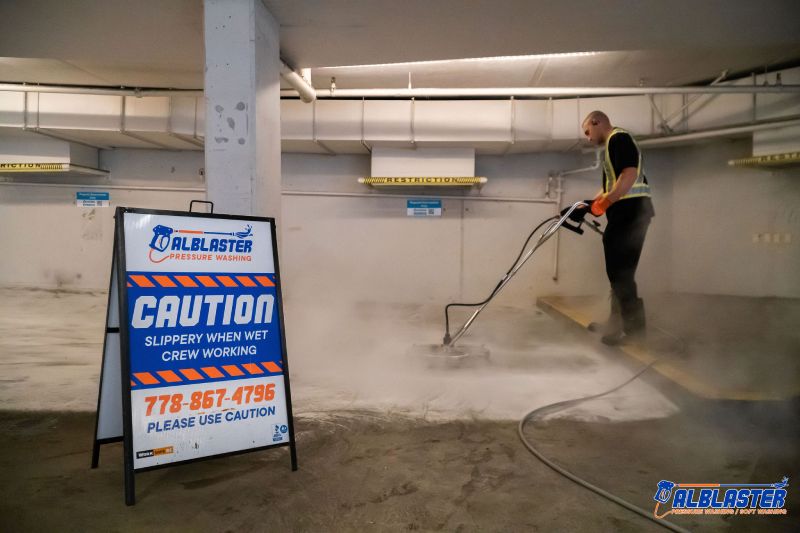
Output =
[{"x1": 518, "y1": 361, "x2": 691, "y2": 533}]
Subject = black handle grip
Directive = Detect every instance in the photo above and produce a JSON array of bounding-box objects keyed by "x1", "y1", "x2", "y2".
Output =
[
  {"x1": 561, "y1": 220, "x2": 585, "y2": 235},
  {"x1": 189, "y1": 200, "x2": 214, "y2": 213}
]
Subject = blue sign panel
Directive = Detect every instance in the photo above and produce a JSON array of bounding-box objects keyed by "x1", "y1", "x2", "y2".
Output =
[
  {"x1": 407, "y1": 199, "x2": 442, "y2": 217},
  {"x1": 76, "y1": 191, "x2": 110, "y2": 207}
]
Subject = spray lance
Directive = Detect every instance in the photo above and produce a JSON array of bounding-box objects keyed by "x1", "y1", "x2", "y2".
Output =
[{"x1": 441, "y1": 200, "x2": 603, "y2": 347}]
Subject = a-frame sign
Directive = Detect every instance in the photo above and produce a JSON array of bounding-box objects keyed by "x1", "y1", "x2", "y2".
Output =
[{"x1": 92, "y1": 206, "x2": 297, "y2": 505}]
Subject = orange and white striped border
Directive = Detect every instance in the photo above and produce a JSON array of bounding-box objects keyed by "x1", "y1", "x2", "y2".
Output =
[
  {"x1": 127, "y1": 273, "x2": 275, "y2": 289},
  {"x1": 130, "y1": 360, "x2": 283, "y2": 388}
]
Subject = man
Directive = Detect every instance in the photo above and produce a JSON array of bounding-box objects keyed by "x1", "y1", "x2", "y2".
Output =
[{"x1": 581, "y1": 110, "x2": 654, "y2": 345}]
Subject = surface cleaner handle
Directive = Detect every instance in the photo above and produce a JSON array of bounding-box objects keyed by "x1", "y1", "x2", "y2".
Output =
[{"x1": 561, "y1": 219, "x2": 585, "y2": 235}]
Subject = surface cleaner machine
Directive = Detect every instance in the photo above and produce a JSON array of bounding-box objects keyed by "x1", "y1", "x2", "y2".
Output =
[{"x1": 409, "y1": 200, "x2": 603, "y2": 366}]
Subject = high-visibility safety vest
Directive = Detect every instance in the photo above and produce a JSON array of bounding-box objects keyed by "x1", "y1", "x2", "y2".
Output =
[{"x1": 603, "y1": 127, "x2": 651, "y2": 200}]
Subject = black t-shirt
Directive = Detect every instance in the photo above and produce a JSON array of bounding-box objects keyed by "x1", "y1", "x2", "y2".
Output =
[{"x1": 603, "y1": 131, "x2": 655, "y2": 220}]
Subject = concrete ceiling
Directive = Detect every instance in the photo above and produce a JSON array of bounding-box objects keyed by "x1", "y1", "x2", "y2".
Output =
[
  {"x1": 0, "y1": 0, "x2": 798, "y2": 90},
  {"x1": 311, "y1": 48, "x2": 800, "y2": 90},
  {"x1": 0, "y1": 0, "x2": 204, "y2": 88},
  {"x1": 267, "y1": 0, "x2": 800, "y2": 68}
]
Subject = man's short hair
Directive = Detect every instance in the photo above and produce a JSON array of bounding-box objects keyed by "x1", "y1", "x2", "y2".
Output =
[{"x1": 582, "y1": 110, "x2": 610, "y2": 126}]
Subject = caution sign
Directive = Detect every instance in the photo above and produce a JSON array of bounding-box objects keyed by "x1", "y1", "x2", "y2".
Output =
[{"x1": 92, "y1": 207, "x2": 297, "y2": 505}]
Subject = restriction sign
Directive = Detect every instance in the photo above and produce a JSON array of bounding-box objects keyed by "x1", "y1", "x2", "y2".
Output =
[{"x1": 92, "y1": 206, "x2": 297, "y2": 505}]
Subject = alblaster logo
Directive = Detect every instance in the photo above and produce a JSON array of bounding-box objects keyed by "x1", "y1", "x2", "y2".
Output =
[
  {"x1": 653, "y1": 477, "x2": 789, "y2": 519},
  {"x1": 148, "y1": 224, "x2": 253, "y2": 263}
]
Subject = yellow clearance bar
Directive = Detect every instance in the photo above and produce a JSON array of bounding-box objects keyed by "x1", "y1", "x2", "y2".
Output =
[
  {"x1": 728, "y1": 152, "x2": 800, "y2": 168},
  {"x1": 358, "y1": 177, "x2": 488, "y2": 187},
  {"x1": 0, "y1": 162, "x2": 69, "y2": 172}
]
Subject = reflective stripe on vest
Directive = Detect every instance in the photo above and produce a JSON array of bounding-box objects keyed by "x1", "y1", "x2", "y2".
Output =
[{"x1": 603, "y1": 128, "x2": 651, "y2": 200}]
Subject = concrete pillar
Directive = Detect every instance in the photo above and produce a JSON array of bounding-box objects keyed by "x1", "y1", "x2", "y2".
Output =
[{"x1": 204, "y1": 0, "x2": 281, "y2": 222}]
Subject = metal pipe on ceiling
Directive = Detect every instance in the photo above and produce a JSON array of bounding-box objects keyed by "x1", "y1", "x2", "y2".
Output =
[
  {"x1": 557, "y1": 150, "x2": 602, "y2": 176},
  {"x1": 282, "y1": 190, "x2": 557, "y2": 204},
  {"x1": 3, "y1": 83, "x2": 797, "y2": 100},
  {"x1": 280, "y1": 84, "x2": 800, "y2": 99},
  {"x1": 3, "y1": 79, "x2": 797, "y2": 100},
  {"x1": 0, "y1": 60, "x2": 315, "y2": 102},
  {"x1": 0, "y1": 185, "x2": 560, "y2": 205},
  {"x1": 638, "y1": 116, "x2": 800, "y2": 147},
  {"x1": 0, "y1": 83, "x2": 202, "y2": 97},
  {"x1": 0, "y1": 181, "x2": 205, "y2": 192},
  {"x1": 658, "y1": 70, "x2": 729, "y2": 130},
  {"x1": 280, "y1": 62, "x2": 316, "y2": 103}
]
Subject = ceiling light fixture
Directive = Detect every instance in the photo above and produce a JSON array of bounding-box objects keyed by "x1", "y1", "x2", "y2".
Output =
[{"x1": 320, "y1": 52, "x2": 600, "y2": 70}]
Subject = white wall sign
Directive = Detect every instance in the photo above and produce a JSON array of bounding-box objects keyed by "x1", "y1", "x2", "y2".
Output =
[
  {"x1": 76, "y1": 191, "x2": 110, "y2": 207},
  {"x1": 407, "y1": 199, "x2": 442, "y2": 217}
]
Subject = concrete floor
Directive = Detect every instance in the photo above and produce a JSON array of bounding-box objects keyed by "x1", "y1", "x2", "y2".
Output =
[
  {"x1": 538, "y1": 293, "x2": 800, "y2": 401},
  {"x1": 1, "y1": 288, "x2": 798, "y2": 531},
  {"x1": 0, "y1": 287, "x2": 676, "y2": 421},
  {"x1": 1, "y1": 404, "x2": 798, "y2": 532}
]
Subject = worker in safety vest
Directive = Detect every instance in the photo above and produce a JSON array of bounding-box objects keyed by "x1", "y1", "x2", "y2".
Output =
[{"x1": 580, "y1": 110, "x2": 654, "y2": 345}]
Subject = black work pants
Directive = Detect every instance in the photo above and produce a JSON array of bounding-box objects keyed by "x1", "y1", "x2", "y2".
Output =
[{"x1": 602, "y1": 201, "x2": 651, "y2": 321}]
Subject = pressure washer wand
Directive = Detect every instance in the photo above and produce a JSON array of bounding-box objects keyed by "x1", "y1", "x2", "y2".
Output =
[{"x1": 445, "y1": 201, "x2": 590, "y2": 347}]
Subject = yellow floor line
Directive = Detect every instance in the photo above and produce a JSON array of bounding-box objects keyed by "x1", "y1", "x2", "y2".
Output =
[{"x1": 537, "y1": 297, "x2": 791, "y2": 402}]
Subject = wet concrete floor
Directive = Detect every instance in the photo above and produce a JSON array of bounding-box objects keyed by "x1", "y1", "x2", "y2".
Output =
[{"x1": 2, "y1": 288, "x2": 798, "y2": 531}]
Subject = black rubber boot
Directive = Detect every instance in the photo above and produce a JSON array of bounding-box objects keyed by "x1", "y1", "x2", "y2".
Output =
[
  {"x1": 588, "y1": 292, "x2": 622, "y2": 335},
  {"x1": 602, "y1": 298, "x2": 646, "y2": 346},
  {"x1": 625, "y1": 298, "x2": 647, "y2": 336}
]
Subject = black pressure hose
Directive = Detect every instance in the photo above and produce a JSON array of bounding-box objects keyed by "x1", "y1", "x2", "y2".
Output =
[
  {"x1": 518, "y1": 361, "x2": 691, "y2": 533},
  {"x1": 443, "y1": 215, "x2": 559, "y2": 344}
]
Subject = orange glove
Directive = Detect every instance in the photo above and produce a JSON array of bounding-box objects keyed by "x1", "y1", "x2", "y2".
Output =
[{"x1": 591, "y1": 194, "x2": 611, "y2": 216}]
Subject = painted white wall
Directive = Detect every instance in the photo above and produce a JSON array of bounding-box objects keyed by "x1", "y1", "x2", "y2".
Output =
[
  {"x1": 2, "y1": 142, "x2": 796, "y2": 301},
  {"x1": 0, "y1": 149, "x2": 205, "y2": 288},
  {"x1": 279, "y1": 151, "x2": 671, "y2": 308},
  {"x1": 669, "y1": 138, "x2": 800, "y2": 297}
]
